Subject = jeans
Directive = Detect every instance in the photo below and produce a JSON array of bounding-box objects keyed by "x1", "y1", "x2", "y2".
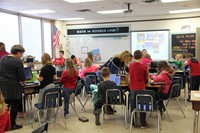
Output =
[
  {"x1": 62, "y1": 88, "x2": 74, "y2": 115},
  {"x1": 130, "y1": 90, "x2": 147, "y2": 126},
  {"x1": 38, "y1": 83, "x2": 55, "y2": 121}
]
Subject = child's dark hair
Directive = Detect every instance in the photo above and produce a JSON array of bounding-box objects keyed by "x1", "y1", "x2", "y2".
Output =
[
  {"x1": 186, "y1": 53, "x2": 193, "y2": 58},
  {"x1": 11, "y1": 45, "x2": 25, "y2": 54},
  {"x1": 157, "y1": 61, "x2": 174, "y2": 74},
  {"x1": 134, "y1": 50, "x2": 142, "y2": 60},
  {"x1": 59, "y1": 50, "x2": 64, "y2": 54},
  {"x1": 100, "y1": 67, "x2": 110, "y2": 78}
]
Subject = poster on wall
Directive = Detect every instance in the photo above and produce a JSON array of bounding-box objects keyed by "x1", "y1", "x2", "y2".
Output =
[{"x1": 91, "y1": 49, "x2": 101, "y2": 62}]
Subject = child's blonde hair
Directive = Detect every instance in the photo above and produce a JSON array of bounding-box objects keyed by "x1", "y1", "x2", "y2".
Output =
[
  {"x1": 0, "y1": 90, "x2": 6, "y2": 116},
  {"x1": 84, "y1": 58, "x2": 93, "y2": 68},
  {"x1": 66, "y1": 58, "x2": 75, "y2": 76}
]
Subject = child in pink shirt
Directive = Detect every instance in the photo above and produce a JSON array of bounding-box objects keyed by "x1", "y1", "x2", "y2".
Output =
[
  {"x1": 141, "y1": 53, "x2": 152, "y2": 69},
  {"x1": 79, "y1": 58, "x2": 98, "y2": 78}
]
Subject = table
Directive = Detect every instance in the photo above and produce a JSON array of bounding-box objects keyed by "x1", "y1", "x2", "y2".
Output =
[{"x1": 190, "y1": 91, "x2": 200, "y2": 133}]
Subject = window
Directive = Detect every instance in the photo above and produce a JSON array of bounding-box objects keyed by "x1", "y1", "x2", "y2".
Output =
[
  {"x1": 0, "y1": 12, "x2": 19, "y2": 52},
  {"x1": 43, "y1": 21, "x2": 52, "y2": 56},
  {"x1": 21, "y1": 17, "x2": 42, "y2": 61}
]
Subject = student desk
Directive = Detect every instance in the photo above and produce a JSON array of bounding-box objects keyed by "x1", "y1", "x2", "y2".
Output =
[{"x1": 190, "y1": 91, "x2": 200, "y2": 133}]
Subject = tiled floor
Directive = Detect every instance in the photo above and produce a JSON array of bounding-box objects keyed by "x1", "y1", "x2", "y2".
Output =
[{"x1": 8, "y1": 90, "x2": 196, "y2": 133}]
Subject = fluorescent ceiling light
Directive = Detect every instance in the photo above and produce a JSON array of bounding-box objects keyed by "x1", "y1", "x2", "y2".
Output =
[
  {"x1": 63, "y1": 0, "x2": 102, "y2": 3},
  {"x1": 58, "y1": 17, "x2": 85, "y2": 21},
  {"x1": 97, "y1": 9, "x2": 124, "y2": 14},
  {"x1": 20, "y1": 9, "x2": 55, "y2": 14},
  {"x1": 161, "y1": 0, "x2": 190, "y2": 3},
  {"x1": 169, "y1": 8, "x2": 200, "y2": 14}
]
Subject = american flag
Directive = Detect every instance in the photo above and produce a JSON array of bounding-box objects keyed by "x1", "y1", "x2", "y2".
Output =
[{"x1": 53, "y1": 26, "x2": 60, "y2": 47}]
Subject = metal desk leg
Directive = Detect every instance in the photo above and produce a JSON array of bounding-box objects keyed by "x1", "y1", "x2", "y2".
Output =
[{"x1": 193, "y1": 111, "x2": 199, "y2": 133}]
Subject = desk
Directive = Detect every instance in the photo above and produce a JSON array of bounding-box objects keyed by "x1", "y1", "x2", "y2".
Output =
[
  {"x1": 191, "y1": 91, "x2": 200, "y2": 133},
  {"x1": 23, "y1": 84, "x2": 40, "y2": 112}
]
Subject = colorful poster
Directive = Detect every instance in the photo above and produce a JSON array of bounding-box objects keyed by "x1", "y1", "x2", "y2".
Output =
[{"x1": 91, "y1": 49, "x2": 101, "y2": 62}]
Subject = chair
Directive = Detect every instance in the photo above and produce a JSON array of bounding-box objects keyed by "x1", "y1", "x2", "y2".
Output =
[
  {"x1": 162, "y1": 79, "x2": 186, "y2": 122},
  {"x1": 130, "y1": 90, "x2": 161, "y2": 133},
  {"x1": 32, "y1": 122, "x2": 48, "y2": 133},
  {"x1": 70, "y1": 80, "x2": 86, "y2": 114},
  {"x1": 101, "y1": 89, "x2": 127, "y2": 128},
  {"x1": 32, "y1": 87, "x2": 66, "y2": 128},
  {"x1": 82, "y1": 76, "x2": 93, "y2": 111},
  {"x1": 84, "y1": 72, "x2": 98, "y2": 85}
]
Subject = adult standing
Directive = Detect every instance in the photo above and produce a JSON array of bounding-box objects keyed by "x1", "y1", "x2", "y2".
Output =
[
  {"x1": 0, "y1": 42, "x2": 9, "y2": 60},
  {"x1": 0, "y1": 45, "x2": 25, "y2": 130}
]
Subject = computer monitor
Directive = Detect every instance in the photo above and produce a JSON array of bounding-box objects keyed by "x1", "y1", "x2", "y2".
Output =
[{"x1": 24, "y1": 67, "x2": 33, "y2": 80}]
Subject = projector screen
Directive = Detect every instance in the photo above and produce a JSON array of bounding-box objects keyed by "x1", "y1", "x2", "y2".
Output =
[{"x1": 131, "y1": 30, "x2": 170, "y2": 60}]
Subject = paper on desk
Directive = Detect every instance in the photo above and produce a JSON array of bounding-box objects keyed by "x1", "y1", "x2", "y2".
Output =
[{"x1": 194, "y1": 93, "x2": 200, "y2": 98}]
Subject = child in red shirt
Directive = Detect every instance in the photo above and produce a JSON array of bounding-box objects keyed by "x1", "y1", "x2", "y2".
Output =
[
  {"x1": 184, "y1": 53, "x2": 200, "y2": 98},
  {"x1": 129, "y1": 50, "x2": 148, "y2": 128},
  {"x1": 0, "y1": 90, "x2": 11, "y2": 133},
  {"x1": 60, "y1": 58, "x2": 78, "y2": 119}
]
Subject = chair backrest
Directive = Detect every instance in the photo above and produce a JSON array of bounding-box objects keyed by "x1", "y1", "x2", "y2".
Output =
[
  {"x1": 74, "y1": 80, "x2": 84, "y2": 96},
  {"x1": 82, "y1": 76, "x2": 92, "y2": 94},
  {"x1": 169, "y1": 79, "x2": 181, "y2": 98},
  {"x1": 84, "y1": 72, "x2": 98, "y2": 84},
  {"x1": 32, "y1": 122, "x2": 48, "y2": 133},
  {"x1": 40, "y1": 88, "x2": 62, "y2": 109},
  {"x1": 134, "y1": 90, "x2": 157, "y2": 112},
  {"x1": 106, "y1": 89, "x2": 123, "y2": 105}
]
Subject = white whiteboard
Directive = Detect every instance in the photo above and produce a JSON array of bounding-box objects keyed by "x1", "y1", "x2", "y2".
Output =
[{"x1": 66, "y1": 36, "x2": 131, "y2": 62}]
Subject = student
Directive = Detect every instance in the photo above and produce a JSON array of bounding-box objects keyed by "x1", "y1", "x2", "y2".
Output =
[
  {"x1": 53, "y1": 50, "x2": 65, "y2": 76},
  {"x1": 142, "y1": 49, "x2": 147, "y2": 57},
  {"x1": 0, "y1": 42, "x2": 9, "y2": 60},
  {"x1": 169, "y1": 53, "x2": 183, "y2": 70},
  {"x1": 150, "y1": 61, "x2": 175, "y2": 114},
  {"x1": 71, "y1": 55, "x2": 82, "y2": 69},
  {"x1": 0, "y1": 90, "x2": 11, "y2": 133},
  {"x1": 0, "y1": 45, "x2": 25, "y2": 130},
  {"x1": 184, "y1": 53, "x2": 200, "y2": 98},
  {"x1": 150, "y1": 61, "x2": 175, "y2": 97},
  {"x1": 141, "y1": 53, "x2": 152, "y2": 68},
  {"x1": 38, "y1": 53, "x2": 56, "y2": 122},
  {"x1": 100, "y1": 50, "x2": 132, "y2": 74},
  {"x1": 93, "y1": 67, "x2": 118, "y2": 126},
  {"x1": 87, "y1": 52, "x2": 94, "y2": 62},
  {"x1": 129, "y1": 50, "x2": 148, "y2": 128},
  {"x1": 79, "y1": 58, "x2": 98, "y2": 79},
  {"x1": 59, "y1": 58, "x2": 78, "y2": 119}
]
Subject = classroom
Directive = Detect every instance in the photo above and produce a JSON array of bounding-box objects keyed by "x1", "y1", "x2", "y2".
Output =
[{"x1": 0, "y1": 0, "x2": 200, "y2": 133}]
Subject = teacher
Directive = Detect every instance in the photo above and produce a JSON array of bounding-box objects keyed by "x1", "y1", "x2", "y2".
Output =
[{"x1": 0, "y1": 45, "x2": 26, "y2": 131}]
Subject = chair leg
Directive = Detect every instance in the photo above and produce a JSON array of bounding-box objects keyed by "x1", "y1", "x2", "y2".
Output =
[
  {"x1": 70, "y1": 103, "x2": 79, "y2": 118},
  {"x1": 54, "y1": 107, "x2": 60, "y2": 123},
  {"x1": 37, "y1": 111, "x2": 42, "y2": 126},
  {"x1": 124, "y1": 106, "x2": 127, "y2": 129},
  {"x1": 157, "y1": 111, "x2": 161, "y2": 133},
  {"x1": 60, "y1": 109, "x2": 67, "y2": 129},
  {"x1": 76, "y1": 96, "x2": 86, "y2": 112},
  {"x1": 32, "y1": 110, "x2": 36, "y2": 128},
  {"x1": 101, "y1": 105, "x2": 105, "y2": 128},
  {"x1": 130, "y1": 111, "x2": 135, "y2": 132},
  {"x1": 82, "y1": 96, "x2": 89, "y2": 111},
  {"x1": 164, "y1": 105, "x2": 172, "y2": 122},
  {"x1": 175, "y1": 98, "x2": 186, "y2": 118}
]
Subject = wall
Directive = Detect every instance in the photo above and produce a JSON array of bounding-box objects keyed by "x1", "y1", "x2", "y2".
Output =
[{"x1": 61, "y1": 14, "x2": 200, "y2": 60}]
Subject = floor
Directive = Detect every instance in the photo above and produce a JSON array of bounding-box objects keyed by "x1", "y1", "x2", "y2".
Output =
[{"x1": 8, "y1": 90, "x2": 196, "y2": 133}]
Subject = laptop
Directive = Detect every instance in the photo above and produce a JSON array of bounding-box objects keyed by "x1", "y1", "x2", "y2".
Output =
[
  {"x1": 109, "y1": 74, "x2": 120, "y2": 86},
  {"x1": 24, "y1": 67, "x2": 39, "y2": 86}
]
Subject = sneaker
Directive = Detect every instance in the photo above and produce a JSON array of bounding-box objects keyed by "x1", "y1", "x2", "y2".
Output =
[
  {"x1": 64, "y1": 114, "x2": 69, "y2": 119},
  {"x1": 141, "y1": 124, "x2": 149, "y2": 129},
  {"x1": 11, "y1": 125, "x2": 23, "y2": 130}
]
